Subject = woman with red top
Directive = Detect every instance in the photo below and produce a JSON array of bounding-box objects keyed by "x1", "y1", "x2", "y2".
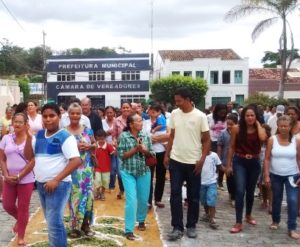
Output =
[
  {"x1": 112, "y1": 101, "x2": 131, "y2": 199},
  {"x1": 226, "y1": 105, "x2": 267, "y2": 233}
]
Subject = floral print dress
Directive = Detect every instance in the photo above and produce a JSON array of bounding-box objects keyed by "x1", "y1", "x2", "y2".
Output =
[{"x1": 68, "y1": 127, "x2": 94, "y2": 230}]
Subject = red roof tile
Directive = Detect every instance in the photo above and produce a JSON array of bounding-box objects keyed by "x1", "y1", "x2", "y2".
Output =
[{"x1": 159, "y1": 49, "x2": 241, "y2": 61}]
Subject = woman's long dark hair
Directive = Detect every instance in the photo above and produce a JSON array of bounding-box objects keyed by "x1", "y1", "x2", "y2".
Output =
[
  {"x1": 212, "y1": 103, "x2": 227, "y2": 123},
  {"x1": 238, "y1": 104, "x2": 259, "y2": 140},
  {"x1": 123, "y1": 114, "x2": 139, "y2": 132}
]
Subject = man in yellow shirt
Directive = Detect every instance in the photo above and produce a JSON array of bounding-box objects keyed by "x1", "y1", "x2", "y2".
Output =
[{"x1": 164, "y1": 88, "x2": 210, "y2": 241}]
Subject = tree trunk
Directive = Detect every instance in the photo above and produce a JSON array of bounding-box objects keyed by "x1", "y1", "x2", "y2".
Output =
[{"x1": 278, "y1": 15, "x2": 287, "y2": 100}]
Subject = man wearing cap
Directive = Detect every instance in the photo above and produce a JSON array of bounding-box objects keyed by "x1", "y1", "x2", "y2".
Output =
[{"x1": 267, "y1": 104, "x2": 285, "y2": 135}]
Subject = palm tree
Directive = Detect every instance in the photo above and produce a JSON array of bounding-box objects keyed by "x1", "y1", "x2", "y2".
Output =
[{"x1": 225, "y1": 0, "x2": 299, "y2": 99}]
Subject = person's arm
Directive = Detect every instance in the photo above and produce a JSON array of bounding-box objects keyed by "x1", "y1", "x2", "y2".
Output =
[
  {"x1": 18, "y1": 159, "x2": 35, "y2": 181},
  {"x1": 194, "y1": 131, "x2": 211, "y2": 175},
  {"x1": 225, "y1": 125, "x2": 238, "y2": 176},
  {"x1": 263, "y1": 137, "x2": 273, "y2": 187},
  {"x1": 24, "y1": 124, "x2": 34, "y2": 160},
  {"x1": 217, "y1": 133, "x2": 223, "y2": 159},
  {"x1": 0, "y1": 149, "x2": 18, "y2": 184},
  {"x1": 151, "y1": 128, "x2": 170, "y2": 143},
  {"x1": 256, "y1": 120, "x2": 267, "y2": 142},
  {"x1": 163, "y1": 128, "x2": 175, "y2": 168}
]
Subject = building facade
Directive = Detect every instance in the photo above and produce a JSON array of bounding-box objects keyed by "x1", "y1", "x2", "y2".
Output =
[
  {"x1": 46, "y1": 53, "x2": 151, "y2": 108},
  {"x1": 155, "y1": 49, "x2": 249, "y2": 108},
  {"x1": 0, "y1": 79, "x2": 21, "y2": 115}
]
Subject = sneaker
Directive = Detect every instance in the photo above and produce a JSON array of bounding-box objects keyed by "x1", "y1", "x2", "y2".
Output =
[
  {"x1": 186, "y1": 227, "x2": 197, "y2": 238},
  {"x1": 167, "y1": 228, "x2": 183, "y2": 241}
]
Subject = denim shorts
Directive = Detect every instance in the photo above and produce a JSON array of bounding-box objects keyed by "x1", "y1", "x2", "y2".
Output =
[{"x1": 200, "y1": 183, "x2": 217, "y2": 207}]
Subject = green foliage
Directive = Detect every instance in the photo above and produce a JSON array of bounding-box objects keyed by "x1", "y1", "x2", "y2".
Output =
[
  {"x1": 262, "y1": 50, "x2": 299, "y2": 68},
  {"x1": 150, "y1": 75, "x2": 208, "y2": 107},
  {"x1": 18, "y1": 77, "x2": 30, "y2": 101},
  {"x1": 244, "y1": 93, "x2": 288, "y2": 107}
]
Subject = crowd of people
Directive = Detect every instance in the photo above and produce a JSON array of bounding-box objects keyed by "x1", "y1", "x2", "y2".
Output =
[{"x1": 0, "y1": 89, "x2": 300, "y2": 246}]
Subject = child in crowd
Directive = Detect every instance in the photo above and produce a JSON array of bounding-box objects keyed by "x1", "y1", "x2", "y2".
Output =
[
  {"x1": 259, "y1": 124, "x2": 272, "y2": 213},
  {"x1": 200, "y1": 151, "x2": 222, "y2": 229},
  {"x1": 150, "y1": 105, "x2": 167, "y2": 134},
  {"x1": 94, "y1": 130, "x2": 115, "y2": 200},
  {"x1": 217, "y1": 113, "x2": 238, "y2": 207}
]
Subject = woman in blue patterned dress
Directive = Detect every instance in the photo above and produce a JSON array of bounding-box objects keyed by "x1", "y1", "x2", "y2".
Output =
[{"x1": 66, "y1": 102, "x2": 96, "y2": 238}]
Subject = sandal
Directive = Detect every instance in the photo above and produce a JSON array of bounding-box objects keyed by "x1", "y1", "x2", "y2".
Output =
[
  {"x1": 230, "y1": 223, "x2": 243, "y2": 233},
  {"x1": 245, "y1": 216, "x2": 257, "y2": 225},
  {"x1": 125, "y1": 232, "x2": 135, "y2": 241},
  {"x1": 288, "y1": 230, "x2": 300, "y2": 240},
  {"x1": 155, "y1": 201, "x2": 165, "y2": 208},
  {"x1": 137, "y1": 222, "x2": 146, "y2": 231},
  {"x1": 269, "y1": 223, "x2": 279, "y2": 230},
  {"x1": 69, "y1": 229, "x2": 82, "y2": 238},
  {"x1": 81, "y1": 226, "x2": 95, "y2": 236}
]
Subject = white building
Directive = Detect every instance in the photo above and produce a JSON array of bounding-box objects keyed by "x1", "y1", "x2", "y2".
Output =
[
  {"x1": 46, "y1": 53, "x2": 151, "y2": 108},
  {"x1": 155, "y1": 49, "x2": 249, "y2": 108},
  {"x1": 0, "y1": 79, "x2": 21, "y2": 115}
]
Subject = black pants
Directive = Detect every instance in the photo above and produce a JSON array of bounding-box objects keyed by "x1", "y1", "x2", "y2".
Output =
[
  {"x1": 148, "y1": 152, "x2": 166, "y2": 204},
  {"x1": 169, "y1": 159, "x2": 200, "y2": 231},
  {"x1": 226, "y1": 173, "x2": 236, "y2": 200}
]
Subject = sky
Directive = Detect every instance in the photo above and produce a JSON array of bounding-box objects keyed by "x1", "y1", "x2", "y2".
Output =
[{"x1": 0, "y1": 0, "x2": 300, "y2": 68}]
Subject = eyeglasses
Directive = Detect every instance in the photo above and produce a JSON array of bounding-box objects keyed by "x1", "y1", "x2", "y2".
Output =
[{"x1": 13, "y1": 121, "x2": 25, "y2": 125}]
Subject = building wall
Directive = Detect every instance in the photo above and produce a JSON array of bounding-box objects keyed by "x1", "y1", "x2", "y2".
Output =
[
  {"x1": 46, "y1": 54, "x2": 151, "y2": 108},
  {"x1": 0, "y1": 79, "x2": 21, "y2": 115},
  {"x1": 156, "y1": 57, "x2": 249, "y2": 108}
]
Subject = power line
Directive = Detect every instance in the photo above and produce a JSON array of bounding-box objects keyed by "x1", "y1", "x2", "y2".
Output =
[{"x1": 0, "y1": 0, "x2": 25, "y2": 31}]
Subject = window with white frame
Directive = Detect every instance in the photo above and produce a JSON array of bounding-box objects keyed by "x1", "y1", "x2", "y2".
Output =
[
  {"x1": 120, "y1": 95, "x2": 145, "y2": 104},
  {"x1": 234, "y1": 70, "x2": 243, "y2": 84},
  {"x1": 89, "y1": 72, "x2": 105, "y2": 81},
  {"x1": 210, "y1": 71, "x2": 218, "y2": 84},
  {"x1": 57, "y1": 72, "x2": 75, "y2": 82},
  {"x1": 121, "y1": 71, "x2": 140, "y2": 81},
  {"x1": 196, "y1": 71, "x2": 204, "y2": 78}
]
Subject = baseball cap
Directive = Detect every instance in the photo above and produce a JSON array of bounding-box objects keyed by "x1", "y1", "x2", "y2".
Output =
[{"x1": 276, "y1": 105, "x2": 285, "y2": 114}]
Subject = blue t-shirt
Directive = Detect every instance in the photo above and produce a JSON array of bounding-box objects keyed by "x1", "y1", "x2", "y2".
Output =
[{"x1": 152, "y1": 114, "x2": 167, "y2": 132}]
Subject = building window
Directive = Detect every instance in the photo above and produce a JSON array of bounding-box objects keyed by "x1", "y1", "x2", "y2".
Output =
[
  {"x1": 120, "y1": 95, "x2": 145, "y2": 104},
  {"x1": 111, "y1": 71, "x2": 115, "y2": 81},
  {"x1": 196, "y1": 71, "x2": 204, "y2": 78},
  {"x1": 212, "y1": 97, "x2": 231, "y2": 106},
  {"x1": 234, "y1": 70, "x2": 243, "y2": 84},
  {"x1": 235, "y1": 95, "x2": 244, "y2": 106},
  {"x1": 210, "y1": 71, "x2": 218, "y2": 84},
  {"x1": 222, "y1": 71, "x2": 230, "y2": 84},
  {"x1": 57, "y1": 72, "x2": 75, "y2": 82},
  {"x1": 121, "y1": 71, "x2": 140, "y2": 81},
  {"x1": 89, "y1": 72, "x2": 105, "y2": 81},
  {"x1": 183, "y1": 71, "x2": 192, "y2": 77},
  {"x1": 172, "y1": 71, "x2": 180, "y2": 75}
]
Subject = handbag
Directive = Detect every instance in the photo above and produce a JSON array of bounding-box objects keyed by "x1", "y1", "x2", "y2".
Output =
[{"x1": 146, "y1": 154, "x2": 157, "y2": 167}]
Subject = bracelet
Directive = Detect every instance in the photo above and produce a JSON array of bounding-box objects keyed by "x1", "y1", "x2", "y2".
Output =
[{"x1": 17, "y1": 173, "x2": 20, "y2": 181}]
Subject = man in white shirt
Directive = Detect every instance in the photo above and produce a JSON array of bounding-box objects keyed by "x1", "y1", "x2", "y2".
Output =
[
  {"x1": 164, "y1": 88, "x2": 210, "y2": 241},
  {"x1": 267, "y1": 105, "x2": 285, "y2": 135}
]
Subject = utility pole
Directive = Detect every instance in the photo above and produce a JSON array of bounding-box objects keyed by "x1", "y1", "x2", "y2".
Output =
[{"x1": 42, "y1": 30, "x2": 47, "y2": 103}]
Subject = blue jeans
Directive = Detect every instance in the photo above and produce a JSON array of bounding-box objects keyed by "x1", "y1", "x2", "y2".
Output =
[
  {"x1": 270, "y1": 173, "x2": 299, "y2": 231},
  {"x1": 109, "y1": 155, "x2": 119, "y2": 189},
  {"x1": 120, "y1": 170, "x2": 150, "y2": 233},
  {"x1": 37, "y1": 181, "x2": 71, "y2": 247},
  {"x1": 233, "y1": 156, "x2": 260, "y2": 224},
  {"x1": 169, "y1": 159, "x2": 200, "y2": 231}
]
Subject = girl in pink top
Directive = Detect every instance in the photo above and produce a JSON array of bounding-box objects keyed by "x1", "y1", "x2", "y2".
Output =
[{"x1": 0, "y1": 113, "x2": 35, "y2": 246}]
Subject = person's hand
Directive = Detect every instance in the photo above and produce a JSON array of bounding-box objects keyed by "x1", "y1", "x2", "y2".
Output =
[
  {"x1": 4, "y1": 175, "x2": 18, "y2": 185},
  {"x1": 225, "y1": 165, "x2": 233, "y2": 177},
  {"x1": 256, "y1": 120, "x2": 262, "y2": 128},
  {"x1": 163, "y1": 155, "x2": 170, "y2": 169},
  {"x1": 44, "y1": 179, "x2": 59, "y2": 193},
  {"x1": 78, "y1": 141, "x2": 87, "y2": 151},
  {"x1": 219, "y1": 165, "x2": 225, "y2": 172},
  {"x1": 295, "y1": 176, "x2": 300, "y2": 186},
  {"x1": 264, "y1": 175, "x2": 271, "y2": 188},
  {"x1": 106, "y1": 129, "x2": 113, "y2": 135},
  {"x1": 193, "y1": 160, "x2": 204, "y2": 175},
  {"x1": 25, "y1": 123, "x2": 33, "y2": 137}
]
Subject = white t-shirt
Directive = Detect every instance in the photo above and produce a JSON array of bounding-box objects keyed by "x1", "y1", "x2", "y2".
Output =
[
  {"x1": 102, "y1": 119, "x2": 114, "y2": 144},
  {"x1": 142, "y1": 119, "x2": 166, "y2": 153},
  {"x1": 33, "y1": 129, "x2": 80, "y2": 182},
  {"x1": 60, "y1": 113, "x2": 91, "y2": 129},
  {"x1": 28, "y1": 114, "x2": 43, "y2": 134},
  {"x1": 201, "y1": 152, "x2": 221, "y2": 185},
  {"x1": 169, "y1": 108, "x2": 209, "y2": 164},
  {"x1": 267, "y1": 115, "x2": 278, "y2": 136}
]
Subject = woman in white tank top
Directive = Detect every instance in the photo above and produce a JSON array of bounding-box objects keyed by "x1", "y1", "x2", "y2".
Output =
[{"x1": 264, "y1": 115, "x2": 300, "y2": 240}]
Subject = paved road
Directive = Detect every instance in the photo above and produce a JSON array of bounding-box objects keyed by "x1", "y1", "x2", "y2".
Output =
[
  {"x1": 0, "y1": 191, "x2": 40, "y2": 247},
  {"x1": 155, "y1": 182, "x2": 300, "y2": 247},
  {"x1": 1, "y1": 183, "x2": 300, "y2": 247}
]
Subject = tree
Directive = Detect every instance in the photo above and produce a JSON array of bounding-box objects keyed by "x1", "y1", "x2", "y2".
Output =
[
  {"x1": 225, "y1": 0, "x2": 300, "y2": 99},
  {"x1": 150, "y1": 75, "x2": 208, "y2": 108},
  {"x1": 18, "y1": 77, "x2": 30, "y2": 102},
  {"x1": 261, "y1": 49, "x2": 299, "y2": 68},
  {"x1": 244, "y1": 92, "x2": 287, "y2": 106}
]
